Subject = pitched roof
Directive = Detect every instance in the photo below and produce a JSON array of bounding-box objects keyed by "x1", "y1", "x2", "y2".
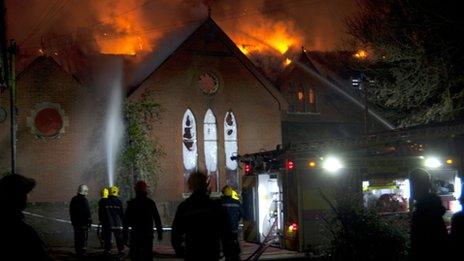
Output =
[
  {"x1": 16, "y1": 55, "x2": 81, "y2": 84},
  {"x1": 128, "y1": 17, "x2": 287, "y2": 110},
  {"x1": 278, "y1": 48, "x2": 394, "y2": 130},
  {"x1": 277, "y1": 48, "x2": 319, "y2": 84},
  {"x1": 297, "y1": 48, "x2": 319, "y2": 74}
]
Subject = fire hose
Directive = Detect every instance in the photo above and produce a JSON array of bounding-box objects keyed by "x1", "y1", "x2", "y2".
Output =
[{"x1": 22, "y1": 211, "x2": 172, "y2": 231}]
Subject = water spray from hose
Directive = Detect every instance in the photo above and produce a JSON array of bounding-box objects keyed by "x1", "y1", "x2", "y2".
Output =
[{"x1": 105, "y1": 62, "x2": 124, "y2": 187}]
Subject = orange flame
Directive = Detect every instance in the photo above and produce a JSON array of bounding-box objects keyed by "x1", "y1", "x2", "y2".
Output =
[
  {"x1": 354, "y1": 49, "x2": 368, "y2": 59},
  {"x1": 93, "y1": 1, "x2": 159, "y2": 55},
  {"x1": 284, "y1": 58, "x2": 292, "y2": 66},
  {"x1": 230, "y1": 19, "x2": 302, "y2": 56}
]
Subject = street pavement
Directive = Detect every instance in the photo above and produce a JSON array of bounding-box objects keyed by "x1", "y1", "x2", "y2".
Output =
[
  {"x1": 48, "y1": 241, "x2": 308, "y2": 260},
  {"x1": 25, "y1": 209, "x2": 308, "y2": 260}
]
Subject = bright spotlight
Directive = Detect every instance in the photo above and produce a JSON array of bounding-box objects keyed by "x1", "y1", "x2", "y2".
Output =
[
  {"x1": 322, "y1": 156, "x2": 343, "y2": 173},
  {"x1": 424, "y1": 157, "x2": 442, "y2": 169}
]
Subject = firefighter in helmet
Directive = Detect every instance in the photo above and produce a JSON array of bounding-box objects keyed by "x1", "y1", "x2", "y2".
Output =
[
  {"x1": 69, "y1": 184, "x2": 92, "y2": 256},
  {"x1": 97, "y1": 187, "x2": 109, "y2": 248},
  {"x1": 100, "y1": 185, "x2": 124, "y2": 256},
  {"x1": 219, "y1": 185, "x2": 243, "y2": 261}
]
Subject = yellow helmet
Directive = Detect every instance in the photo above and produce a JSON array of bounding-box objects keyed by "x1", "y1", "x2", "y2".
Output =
[
  {"x1": 109, "y1": 186, "x2": 119, "y2": 197},
  {"x1": 231, "y1": 190, "x2": 240, "y2": 200},
  {"x1": 222, "y1": 186, "x2": 233, "y2": 197},
  {"x1": 101, "y1": 188, "x2": 109, "y2": 198}
]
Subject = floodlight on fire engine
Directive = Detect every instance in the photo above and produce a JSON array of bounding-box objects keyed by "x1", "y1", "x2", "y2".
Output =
[
  {"x1": 321, "y1": 156, "x2": 343, "y2": 173},
  {"x1": 423, "y1": 156, "x2": 442, "y2": 169}
]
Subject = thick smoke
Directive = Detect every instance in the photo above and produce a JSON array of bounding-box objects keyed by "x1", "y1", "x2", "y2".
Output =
[
  {"x1": 2, "y1": 0, "x2": 357, "y2": 197},
  {"x1": 6, "y1": 0, "x2": 356, "y2": 63}
]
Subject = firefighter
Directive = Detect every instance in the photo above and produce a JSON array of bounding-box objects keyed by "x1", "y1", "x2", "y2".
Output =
[
  {"x1": 219, "y1": 185, "x2": 243, "y2": 261},
  {"x1": 410, "y1": 169, "x2": 449, "y2": 260},
  {"x1": 171, "y1": 172, "x2": 226, "y2": 261},
  {"x1": 97, "y1": 187, "x2": 109, "y2": 248},
  {"x1": 69, "y1": 184, "x2": 92, "y2": 256},
  {"x1": 0, "y1": 174, "x2": 51, "y2": 260},
  {"x1": 123, "y1": 181, "x2": 163, "y2": 260},
  {"x1": 100, "y1": 185, "x2": 125, "y2": 256},
  {"x1": 451, "y1": 195, "x2": 464, "y2": 255}
]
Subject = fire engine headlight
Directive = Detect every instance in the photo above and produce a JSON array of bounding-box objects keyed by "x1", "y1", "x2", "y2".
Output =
[
  {"x1": 424, "y1": 156, "x2": 442, "y2": 169},
  {"x1": 322, "y1": 156, "x2": 343, "y2": 173}
]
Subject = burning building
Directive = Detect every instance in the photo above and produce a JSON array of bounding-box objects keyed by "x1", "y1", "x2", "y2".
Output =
[
  {"x1": 277, "y1": 48, "x2": 393, "y2": 144},
  {"x1": 0, "y1": 17, "x2": 286, "y2": 221},
  {"x1": 0, "y1": 6, "x2": 390, "y2": 224}
]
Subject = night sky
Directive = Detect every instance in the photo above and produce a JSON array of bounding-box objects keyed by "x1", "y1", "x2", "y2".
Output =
[{"x1": 5, "y1": 0, "x2": 357, "y2": 53}]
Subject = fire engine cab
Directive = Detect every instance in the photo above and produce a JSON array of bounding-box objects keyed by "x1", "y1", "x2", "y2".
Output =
[{"x1": 236, "y1": 122, "x2": 464, "y2": 252}]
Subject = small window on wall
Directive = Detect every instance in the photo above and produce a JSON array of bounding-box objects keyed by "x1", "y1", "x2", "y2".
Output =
[
  {"x1": 294, "y1": 87, "x2": 305, "y2": 112},
  {"x1": 204, "y1": 109, "x2": 219, "y2": 192},
  {"x1": 287, "y1": 83, "x2": 318, "y2": 114},
  {"x1": 308, "y1": 88, "x2": 317, "y2": 112},
  {"x1": 182, "y1": 109, "x2": 198, "y2": 192}
]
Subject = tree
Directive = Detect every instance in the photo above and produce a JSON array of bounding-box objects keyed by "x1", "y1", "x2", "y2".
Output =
[
  {"x1": 324, "y1": 192, "x2": 409, "y2": 261},
  {"x1": 119, "y1": 90, "x2": 164, "y2": 199},
  {"x1": 346, "y1": 0, "x2": 464, "y2": 126}
]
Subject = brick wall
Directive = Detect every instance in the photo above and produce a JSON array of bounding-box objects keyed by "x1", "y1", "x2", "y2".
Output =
[{"x1": 0, "y1": 57, "x2": 105, "y2": 202}]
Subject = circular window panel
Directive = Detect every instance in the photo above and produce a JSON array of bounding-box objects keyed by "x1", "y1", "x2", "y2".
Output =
[
  {"x1": 34, "y1": 108, "x2": 63, "y2": 137},
  {"x1": 198, "y1": 72, "x2": 219, "y2": 95},
  {"x1": 28, "y1": 103, "x2": 67, "y2": 139}
]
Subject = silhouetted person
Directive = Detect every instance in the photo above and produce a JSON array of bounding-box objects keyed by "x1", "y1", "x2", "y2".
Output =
[
  {"x1": 123, "y1": 181, "x2": 163, "y2": 260},
  {"x1": 451, "y1": 195, "x2": 464, "y2": 255},
  {"x1": 98, "y1": 187, "x2": 109, "y2": 248},
  {"x1": 69, "y1": 184, "x2": 92, "y2": 256},
  {"x1": 171, "y1": 172, "x2": 226, "y2": 261},
  {"x1": 410, "y1": 169, "x2": 449, "y2": 260},
  {"x1": 100, "y1": 185, "x2": 124, "y2": 256},
  {"x1": 0, "y1": 174, "x2": 51, "y2": 260},
  {"x1": 219, "y1": 186, "x2": 243, "y2": 261}
]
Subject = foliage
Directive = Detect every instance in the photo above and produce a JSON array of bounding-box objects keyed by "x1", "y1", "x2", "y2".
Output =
[
  {"x1": 346, "y1": 0, "x2": 464, "y2": 127},
  {"x1": 323, "y1": 192, "x2": 409, "y2": 261},
  {"x1": 119, "y1": 90, "x2": 164, "y2": 199}
]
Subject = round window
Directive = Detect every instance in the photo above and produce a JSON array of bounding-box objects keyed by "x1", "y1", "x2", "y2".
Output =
[
  {"x1": 34, "y1": 108, "x2": 63, "y2": 137},
  {"x1": 198, "y1": 72, "x2": 219, "y2": 95}
]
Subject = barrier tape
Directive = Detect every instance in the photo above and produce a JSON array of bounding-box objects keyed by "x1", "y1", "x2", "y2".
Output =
[{"x1": 23, "y1": 211, "x2": 172, "y2": 231}]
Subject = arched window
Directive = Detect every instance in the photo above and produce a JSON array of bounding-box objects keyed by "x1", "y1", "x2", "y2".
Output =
[
  {"x1": 204, "y1": 109, "x2": 218, "y2": 192},
  {"x1": 295, "y1": 84, "x2": 305, "y2": 112},
  {"x1": 308, "y1": 87, "x2": 317, "y2": 112},
  {"x1": 224, "y1": 111, "x2": 238, "y2": 189},
  {"x1": 182, "y1": 109, "x2": 197, "y2": 192}
]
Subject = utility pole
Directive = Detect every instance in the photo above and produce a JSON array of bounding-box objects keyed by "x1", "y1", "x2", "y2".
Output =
[
  {"x1": 1, "y1": 0, "x2": 17, "y2": 174},
  {"x1": 362, "y1": 73, "x2": 369, "y2": 135},
  {"x1": 0, "y1": 0, "x2": 7, "y2": 88},
  {"x1": 8, "y1": 40, "x2": 16, "y2": 174}
]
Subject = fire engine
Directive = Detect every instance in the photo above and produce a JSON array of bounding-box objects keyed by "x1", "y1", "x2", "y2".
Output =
[{"x1": 235, "y1": 121, "x2": 464, "y2": 252}]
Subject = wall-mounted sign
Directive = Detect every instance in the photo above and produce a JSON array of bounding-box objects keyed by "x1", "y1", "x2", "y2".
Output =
[{"x1": 27, "y1": 103, "x2": 68, "y2": 139}]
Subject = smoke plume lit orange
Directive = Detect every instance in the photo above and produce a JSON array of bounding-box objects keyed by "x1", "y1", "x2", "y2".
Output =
[{"x1": 93, "y1": 1, "x2": 159, "y2": 56}]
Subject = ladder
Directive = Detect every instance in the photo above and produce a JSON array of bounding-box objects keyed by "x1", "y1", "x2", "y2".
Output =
[{"x1": 290, "y1": 121, "x2": 464, "y2": 152}]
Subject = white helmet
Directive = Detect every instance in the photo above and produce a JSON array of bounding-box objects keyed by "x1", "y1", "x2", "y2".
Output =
[{"x1": 77, "y1": 184, "x2": 89, "y2": 196}]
